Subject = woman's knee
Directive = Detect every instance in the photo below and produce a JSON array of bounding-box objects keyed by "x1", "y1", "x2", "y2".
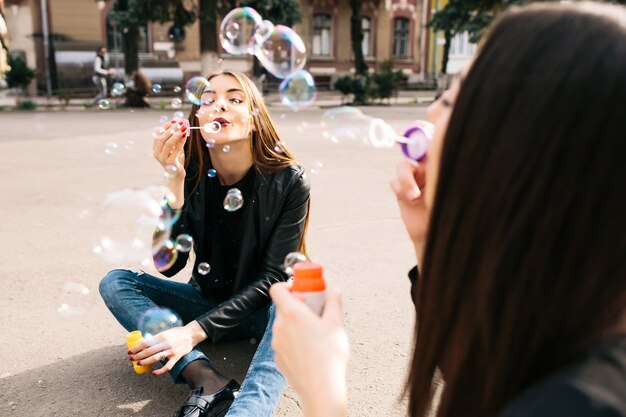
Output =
[{"x1": 99, "y1": 269, "x2": 139, "y2": 302}]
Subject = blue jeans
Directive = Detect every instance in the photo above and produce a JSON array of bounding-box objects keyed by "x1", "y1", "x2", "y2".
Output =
[{"x1": 99, "y1": 269, "x2": 286, "y2": 417}]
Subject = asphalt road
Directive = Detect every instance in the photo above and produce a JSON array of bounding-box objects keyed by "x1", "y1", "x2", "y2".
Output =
[{"x1": 0, "y1": 103, "x2": 428, "y2": 417}]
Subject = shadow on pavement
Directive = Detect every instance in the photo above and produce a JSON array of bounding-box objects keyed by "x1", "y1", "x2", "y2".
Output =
[{"x1": 0, "y1": 341, "x2": 257, "y2": 417}]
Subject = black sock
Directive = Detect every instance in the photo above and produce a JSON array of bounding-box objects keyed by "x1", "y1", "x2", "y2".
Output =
[{"x1": 180, "y1": 359, "x2": 230, "y2": 395}]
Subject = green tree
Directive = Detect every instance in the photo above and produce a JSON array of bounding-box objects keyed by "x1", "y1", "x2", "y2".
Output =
[
  {"x1": 429, "y1": 0, "x2": 528, "y2": 74},
  {"x1": 349, "y1": 0, "x2": 368, "y2": 76}
]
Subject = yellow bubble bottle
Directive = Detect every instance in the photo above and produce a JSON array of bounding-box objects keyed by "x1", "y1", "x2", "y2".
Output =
[{"x1": 126, "y1": 331, "x2": 151, "y2": 374}]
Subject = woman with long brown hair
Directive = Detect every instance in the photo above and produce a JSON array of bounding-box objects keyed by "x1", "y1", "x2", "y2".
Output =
[
  {"x1": 100, "y1": 70, "x2": 310, "y2": 417},
  {"x1": 270, "y1": 2, "x2": 626, "y2": 416}
]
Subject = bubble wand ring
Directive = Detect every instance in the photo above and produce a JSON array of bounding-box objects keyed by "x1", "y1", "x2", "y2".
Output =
[{"x1": 398, "y1": 121, "x2": 434, "y2": 162}]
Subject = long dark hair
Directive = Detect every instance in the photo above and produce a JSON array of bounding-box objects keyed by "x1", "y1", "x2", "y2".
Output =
[{"x1": 408, "y1": 3, "x2": 626, "y2": 416}]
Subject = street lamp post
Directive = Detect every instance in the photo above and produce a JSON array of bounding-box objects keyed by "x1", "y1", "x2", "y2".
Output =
[{"x1": 40, "y1": 0, "x2": 52, "y2": 98}]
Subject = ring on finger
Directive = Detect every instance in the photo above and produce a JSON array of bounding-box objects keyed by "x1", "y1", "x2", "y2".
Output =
[{"x1": 159, "y1": 351, "x2": 167, "y2": 361}]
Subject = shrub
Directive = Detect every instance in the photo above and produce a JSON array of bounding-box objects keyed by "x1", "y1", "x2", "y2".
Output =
[
  {"x1": 6, "y1": 56, "x2": 35, "y2": 92},
  {"x1": 16, "y1": 100, "x2": 37, "y2": 110},
  {"x1": 371, "y1": 60, "x2": 403, "y2": 103}
]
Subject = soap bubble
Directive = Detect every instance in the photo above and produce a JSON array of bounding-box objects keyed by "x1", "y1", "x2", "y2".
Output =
[
  {"x1": 206, "y1": 138, "x2": 216, "y2": 148},
  {"x1": 207, "y1": 168, "x2": 217, "y2": 178},
  {"x1": 138, "y1": 307, "x2": 183, "y2": 339},
  {"x1": 98, "y1": 99, "x2": 110, "y2": 110},
  {"x1": 321, "y1": 107, "x2": 369, "y2": 143},
  {"x1": 367, "y1": 118, "x2": 398, "y2": 148},
  {"x1": 203, "y1": 121, "x2": 222, "y2": 134},
  {"x1": 224, "y1": 188, "x2": 244, "y2": 212},
  {"x1": 252, "y1": 20, "x2": 275, "y2": 48},
  {"x1": 279, "y1": 70, "x2": 317, "y2": 109},
  {"x1": 159, "y1": 115, "x2": 169, "y2": 124},
  {"x1": 198, "y1": 262, "x2": 211, "y2": 275},
  {"x1": 173, "y1": 86, "x2": 182, "y2": 93},
  {"x1": 153, "y1": 239, "x2": 178, "y2": 271},
  {"x1": 310, "y1": 161, "x2": 324, "y2": 174},
  {"x1": 283, "y1": 251, "x2": 308, "y2": 275},
  {"x1": 123, "y1": 140, "x2": 135, "y2": 150},
  {"x1": 57, "y1": 282, "x2": 92, "y2": 318},
  {"x1": 222, "y1": 145, "x2": 231, "y2": 153},
  {"x1": 254, "y1": 25, "x2": 307, "y2": 79},
  {"x1": 111, "y1": 82, "x2": 126, "y2": 96},
  {"x1": 185, "y1": 76, "x2": 211, "y2": 106},
  {"x1": 274, "y1": 141, "x2": 285, "y2": 154},
  {"x1": 174, "y1": 111, "x2": 185, "y2": 119},
  {"x1": 92, "y1": 187, "x2": 172, "y2": 266},
  {"x1": 153, "y1": 126, "x2": 166, "y2": 139},
  {"x1": 164, "y1": 164, "x2": 178, "y2": 179},
  {"x1": 219, "y1": 7, "x2": 263, "y2": 55},
  {"x1": 152, "y1": 84, "x2": 162, "y2": 94},
  {"x1": 175, "y1": 234, "x2": 193, "y2": 252},
  {"x1": 104, "y1": 142, "x2": 118, "y2": 155},
  {"x1": 171, "y1": 98, "x2": 182, "y2": 108}
]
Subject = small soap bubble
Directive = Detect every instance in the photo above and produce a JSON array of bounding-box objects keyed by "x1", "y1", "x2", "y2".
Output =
[
  {"x1": 274, "y1": 141, "x2": 285, "y2": 154},
  {"x1": 138, "y1": 307, "x2": 182, "y2": 339},
  {"x1": 203, "y1": 121, "x2": 222, "y2": 134},
  {"x1": 104, "y1": 142, "x2": 118, "y2": 155},
  {"x1": 164, "y1": 165, "x2": 178, "y2": 179},
  {"x1": 153, "y1": 239, "x2": 178, "y2": 271},
  {"x1": 249, "y1": 338, "x2": 258, "y2": 345},
  {"x1": 310, "y1": 161, "x2": 324, "y2": 174},
  {"x1": 173, "y1": 86, "x2": 182, "y2": 93},
  {"x1": 279, "y1": 70, "x2": 317, "y2": 110},
  {"x1": 206, "y1": 138, "x2": 216, "y2": 148},
  {"x1": 152, "y1": 84, "x2": 162, "y2": 94},
  {"x1": 184, "y1": 76, "x2": 211, "y2": 106},
  {"x1": 223, "y1": 188, "x2": 244, "y2": 212},
  {"x1": 280, "y1": 113, "x2": 286, "y2": 119},
  {"x1": 175, "y1": 234, "x2": 193, "y2": 252},
  {"x1": 297, "y1": 121, "x2": 310, "y2": 132},
  {"x1": 174, "y1": 111, "x2": 185, "y2": 119},
  {"x1": 98, "y1": 99, "x2": 110, "y2": 110},
  {"x1": 198, "y1": 262, "x2": 211, "y2": 275},
  {"x1": 207, "y1": 168, "x2": 217, "y2": 178},
  {"x1": 111, "y1": 82, "x2": 126, "y2": 96},
  {"x1": 123, "y1": 140, "x2": 135, "y2": 150},
  {"x1": 284, "y1": 251, "x2": 308, "y2": 275},
  {"x1": 171, "y1": 98, "x2": 182, "y2": 108},
  {"x1": 159, "y1": 115, "x2": 169, "y2": 124},
  {"x1": 57, "y1": 282, "x2": 92, "y2": 318},
  {"x1": 219, "y1": 7, "x2": 263, "y2": 55},
  {"x1": 254, "y1": 25, "x2": 307, "y2": 79},
  {"x1": 222, "y1": 145, "x2": 231, "y2": 153},
  {"x1": 153, "y1": 126, "x2": 166, "y2": 139}
]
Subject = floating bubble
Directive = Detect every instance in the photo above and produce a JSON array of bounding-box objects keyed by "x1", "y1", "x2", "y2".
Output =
[
  {"x1": 321, "y1": 107, "x2": 369, "y2": 143},
  {"x1": 57, "y1": 282, "x2": 92, "y2": 318},
  {"x1": 297, "y1": 121, "x2": 310, "y2": 132},
  {"x1": 222, "y1": 145, "x2": 231, "y2": 153},
  {"x1": 255, "y1": 25, "x2": 307, "y2": 79},
  {"x1": 159, "y1": 115, "x2": 169, "y2": 124},
  {"x1": 185, "y1": 77, "x2": 211, "y2": 106},
  {"x1": 164, "y1": 164, "x2": 178, "y2": 179},
  {"x1": 279, "y1": 70, "x2": 317, "y2": 109},
  {"x1": 153, "y1": 126, "x2": 166, "y2": 139},
  {"x1": 152, "y1": 84, "x2": 162, "y2": 94},
  {"x1": 283, "y1": 251, "x2": 308, "y2": 275},
  {"x1": 153, "y1": 239, "x2": 178, "y2": 271},
  {"x1": 207, "y1": 168, "x2": 217, "y2": 178},
  {"x1": 171, "y1": 98, "x2": 182, "y2": 108},
  {"x1": 138, "y1": 307, "x2": 183, "y2": 339},
  {"x1": 280, "y1": 113, "x2": 286, "y2": 119},
  {"x1": 173, "y1": 86, "x2": 182, "y2": 93},
  {"x1": 123, "y1": 140, "x2": 135, "y2": 150},
  {"x1": 104, "y1": 142, "x2": 118, "y2": 155},
  {"x1": 203, "y1": 121, "x2": 222, "y2": 134},
  {"x1": 224, "y1": 188, "x2": 244, "y2": 212},
  {"x1": 175, "y1": 234, "x2": 193, "y2": 252},
  {"x1": 174, "y1": 111, "x2": 185, "y2": 119},
  {"x1": 93, "y1": 187, "x2": 173, "y2": 266},
  {"x1": 310, "y1": 161, "x2": 324, "y2": 174},
  {"x1": 219, "y1": 7, "x2": 263, "y2": 55},
  {"x1": 252, "y1": 20, "x2": 275, "y2": 48},
  {"x1": 98, "y1": 99, "x2": 110, "y2": 110},
  {"x1": 206, "y1": 138, "x2": 216, "y2": 148},
  {"x1": 198, "y1": 262, "x2": 211, "y2": 275},
  {"x1": 274, "y1": 141, "x2": 285, "y2": 154},
  {"x1": 111, "y1": 82, "x2": 126, "y2": 96}
]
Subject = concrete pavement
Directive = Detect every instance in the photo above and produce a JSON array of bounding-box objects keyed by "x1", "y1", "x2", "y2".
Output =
[{"x1": 0, "y1": 104, "x2": 428, "y2": 416}]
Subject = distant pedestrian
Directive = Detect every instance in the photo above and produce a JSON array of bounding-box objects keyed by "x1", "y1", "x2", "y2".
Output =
[{"x1": 92, "y1": 46, "x2": 114, "y2": 105}]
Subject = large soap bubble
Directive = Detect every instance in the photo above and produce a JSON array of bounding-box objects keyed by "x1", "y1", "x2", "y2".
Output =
[
  {"x1": 220, "y1": 7, "x2": 263, "y2": 55},
  {"x1": 138, "y1": 307, "x2": 183, "y2": 339},
  {"x1": 255, "y1": 25, "x2": 307, "y2": 79},
  {"x1": 279, "y1": 70, "x2": 317, "y2": 110}
]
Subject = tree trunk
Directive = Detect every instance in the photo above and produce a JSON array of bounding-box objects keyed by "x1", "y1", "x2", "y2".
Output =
[
  {"x1": 350, "y1": 0, "x2": 368, "y2": 76},
  {"x1": 123, "y1": 25, "x2": 139, "y2": 76},
  {"x1": 441, "y1": 30, "x2": 451, "y2": 75},
  {"x1": 199, "y1": 0, "x2": 220, "y2": 76}
]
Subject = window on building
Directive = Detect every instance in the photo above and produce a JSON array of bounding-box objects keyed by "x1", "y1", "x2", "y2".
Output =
[
  {"x1": 312, "y1": 13, "x2": 332, "y2": 57},
  {"x1": 393, "y1": 17, "x2": 410, "y2": 58},
  {"x1": 449, "y1": 32, "x2": 477, "y2": 58},
  {"x1": 361, "y1": 17, "x2": 372, "y2": 57},
  {"x1": 106, "y1": 17, "x2": 149, "y2": 54}
]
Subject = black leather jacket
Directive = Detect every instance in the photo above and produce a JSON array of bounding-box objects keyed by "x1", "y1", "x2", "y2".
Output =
[{"x1": 159, "y1": 163, "x2": 310, "y2": 342}]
